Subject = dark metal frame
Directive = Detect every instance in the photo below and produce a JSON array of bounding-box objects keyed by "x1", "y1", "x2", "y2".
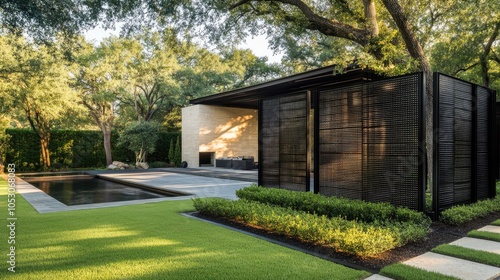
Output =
[
  {"x1": 313, "y1": 89, "x2": 320, "y2": 194},
  {"x1": 258, "y1": 99, "x2": 263, "y2": 186},
  {"x1": 472, "y1": 84, "x2": 478, "y2": 203},
  {"x1": 248, "y1": 68, "x2": 496, "y2": 216},
  {"x1": 488, "y1": 89, "x2": 498, "y2": 197},
  {"x1": 432, "y1": 72, "x2": 440, "y2": 218},
  {"x1": 418, "y1": 72, "x2": 427, "y2": 212},
  {"x1": 433, "y1": 72, "x2": 497, "y2": 217},
  {"x1": 305, "y1": 91, "x2": 312, "y2": 192}
]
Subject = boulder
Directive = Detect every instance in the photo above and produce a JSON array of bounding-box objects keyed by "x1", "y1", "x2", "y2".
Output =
[
  {"x1": 136, "y1": 162, "x2": 149, "y2": 169},
  {"x1": 107, "y1": 164, "x2": 118, "y2": 170},
  {"x1": 108, "y1": 161, "x2": 131, "y2": 170}
]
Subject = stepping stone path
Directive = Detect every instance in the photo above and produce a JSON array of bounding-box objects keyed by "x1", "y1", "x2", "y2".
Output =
[
  {"x1": 450, "y1": 237, "x2": 500, "y2": 255},
  {"x1": 369, "y1": 225, "x2": 500, "y2": 280},
  {"x1": 365, "y1": 275, "x2": 393, "y2": 280},
  {"x1": 403, "y1": 252, "x2": 500, "y2": 280}
]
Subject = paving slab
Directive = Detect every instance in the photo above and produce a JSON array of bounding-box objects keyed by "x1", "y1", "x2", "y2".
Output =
[
  {"x1": 403, "y1": 252, "x2": 500, "y2": 280},
  {"x1": 450, "y1": 237, "x2": 500, "y2": 254},
  {"x1": 158, "y1": 167, "x2": 258, "y2": 183},
  {"x1": 9, "y1": 171, "x2": 251, "y2": 213},
  {"x1": 98, "y1": 171, "x2": 252, "y2": 200},
  {"x1": 478, "y1": 225, "x2": 500, "y2": 234},
  {"x1": 364, "y1": 275, "x2": 393, "y2": 280}
]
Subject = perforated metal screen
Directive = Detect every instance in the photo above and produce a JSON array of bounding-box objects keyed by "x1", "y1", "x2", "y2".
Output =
[
  {"x1": 259, "y1": 92, "x2": 310, "y2": 192},
  {"x1": 475, "y1": 87, "x2": 491, "y2": 200},
  {"x1": 434, "y1": 73, "x2": 496, "y2": 213},
  {"x1": 316, "y1": 84, "x2": 364, "y2": 199},
  {"x1": 315, "y1": 73, "x2": 424, "y2": 210},
  {"x1": 255, "y1": 70, "x2": 496, "y2": 215}
]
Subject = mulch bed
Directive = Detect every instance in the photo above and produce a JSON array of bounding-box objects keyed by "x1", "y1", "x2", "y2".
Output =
[{"x1": 191, "y1": 211, "x2": 500, "y2": 273}]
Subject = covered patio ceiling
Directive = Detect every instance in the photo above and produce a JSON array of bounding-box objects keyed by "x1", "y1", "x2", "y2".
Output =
[{"x1": 189, "y1": 65, "x2": 381, "y2": 109}]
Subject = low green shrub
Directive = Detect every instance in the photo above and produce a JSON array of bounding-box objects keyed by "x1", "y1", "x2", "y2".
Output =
[
  {"x1": 236, "y1": 185, "x2": 431, "y2": 227},
  {"x1": 440, "y1": 196, "x2": 500, "y2": 225},
  {"x1": 235, "y1": 186, "x2": 430, "y2": 245},
  {"x1": 193, "y1": 198, "x2": 398, "y2": 256}
]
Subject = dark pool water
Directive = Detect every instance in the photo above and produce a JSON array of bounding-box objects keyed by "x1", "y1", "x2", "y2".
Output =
[{"x1": 24, "y1": 176, "x2": 169, "y2": 206}]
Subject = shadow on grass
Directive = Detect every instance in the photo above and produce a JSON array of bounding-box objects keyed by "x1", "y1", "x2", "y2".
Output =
[{"x1": 0, "y1": 181, "x2": 368, "y2": 280}]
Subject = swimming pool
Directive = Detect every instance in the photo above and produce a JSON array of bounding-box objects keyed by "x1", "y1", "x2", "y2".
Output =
[{"x1": 23, "y1": 174, "x2": 181, "y2": 206}]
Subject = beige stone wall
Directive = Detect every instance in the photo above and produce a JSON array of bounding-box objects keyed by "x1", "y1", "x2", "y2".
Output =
[
  {"x1": 181, "y1": 105, "x2": 200, "y2": 167},
  {"x1": 182, "y1": 104, "x2": 258, "y2": 168}
]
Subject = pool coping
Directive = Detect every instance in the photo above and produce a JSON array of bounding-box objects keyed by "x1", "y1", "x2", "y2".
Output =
[{"x1": 5, "y1": 174, "x2": 196, "y2": 213}]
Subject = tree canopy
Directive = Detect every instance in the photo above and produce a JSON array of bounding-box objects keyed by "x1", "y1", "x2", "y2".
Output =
[
  {"x1": 0, "y1": 27, "x2": 282, "y2": 168},
  {"x1": 117, "y1": 121, "x2": 160, "y2": 163},
  {"x1": 430, "y1": 0, "x2": 500, "y2": 90},
  {"x1": 2, "y1": 0, "x2": 498, "y2": 91},
  {"x1": 1, "y1": 0, "x2": 499, "y2": 172},
  {"x1": 0, "y1": 35, "x2": 82, "y2": 168}
]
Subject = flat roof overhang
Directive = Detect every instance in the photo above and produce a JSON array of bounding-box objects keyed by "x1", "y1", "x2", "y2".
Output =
[{"x1": 189, "y1": 65, "x2": 381, "y2": 109}]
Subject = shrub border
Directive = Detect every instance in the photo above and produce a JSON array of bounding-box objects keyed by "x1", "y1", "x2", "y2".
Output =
[{"x1": 193, "y1": 197, "x2": 426, "y2": 256}]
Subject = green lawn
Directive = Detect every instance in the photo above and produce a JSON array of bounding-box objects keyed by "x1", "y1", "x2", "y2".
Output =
[
  {"x1": 432, "y1": 244, "x2": 500, "y2": 267},
  {"x1": 468, "y1": 230, "x2": 500, "y2": 242},
  {"x1": 0, "y1": 178, "x2": 368, "y2": 279},
  {"x1": 380, "y1": 263, "x2": 460, "y2": 280}
]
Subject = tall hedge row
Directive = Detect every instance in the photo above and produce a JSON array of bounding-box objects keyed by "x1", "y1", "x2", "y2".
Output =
[{"x1": 4, "y1": 129, "x2": 180, "y2": 171}]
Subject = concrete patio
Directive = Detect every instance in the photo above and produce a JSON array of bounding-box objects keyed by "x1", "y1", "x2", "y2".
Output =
[{"x1": 15, "y1": 169, "x2": 254, "y2": 213}]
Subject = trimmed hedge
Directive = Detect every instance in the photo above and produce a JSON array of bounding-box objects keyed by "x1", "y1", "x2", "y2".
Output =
[
  {"x1": 193, "y1": 198, "x2": 398, "y2": 256},
  {"x1": 235, "y1": 186, "x2": 430, "y2": 246},
  {"x1": 236, "y1": 185, "x2": 431, "y2": 226},
  {"x1": 440, "y1": 186, "x2": 500, "y2": 225},
  {"x1": 4, "y1": 128, "x2": 180, "y2": 171}
]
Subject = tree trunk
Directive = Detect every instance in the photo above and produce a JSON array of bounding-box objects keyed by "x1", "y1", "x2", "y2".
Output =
[
  {"x1": 382, "y1": 0, "x2": 434, "y2": 193},
  {"x1": 136, "y1": 148, "x2": 147, "y2": 163},
  {"x1": 40, "y1": 137, "x2": 51, "y2": 169},
  {"x1": 102, "y1": 127, "x2": 113, "y2": 166},
  {"x1": 480, "y1": 22, "x2": 500, "y2": 88},
  {"x1": 136, "y1": 149, "x2": 142, "y2": 163},
  {"x1": 363, "y1": 0, "x2": 379, "y2": 36},
  {"x1": 82, "y1": 101, "x2": 115, "y2": 167},
  {"x1": 0, "y1": 155, "x2": 4, "y2": 174},
  {"x1": 24, "y1": 102, "x2": 52, "y2": 170}
]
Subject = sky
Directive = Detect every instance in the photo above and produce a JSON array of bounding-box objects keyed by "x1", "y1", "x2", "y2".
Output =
[{"x1": 83, "y1": 25, "x2": 283, "y2": 63}]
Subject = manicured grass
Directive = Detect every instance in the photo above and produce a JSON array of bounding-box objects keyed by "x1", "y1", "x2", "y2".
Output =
[
  {"x1": 432, "y1": 244, "x2": 500, "y2": 267},
  {"x1": 194, "y1": 197, "x2": 398, "y2": 256},
  {"x1": 0, "y1": 178, "x2": 368, "y2": 279},
  {"x1": 380, "y1": 263, "x2": 460, "y2": 280},
  {"x1": 492, "y1": 219, "x2": 500, "y2": 226},
  {"x1": 467, "y1": 230, "x2": 500, "y2": 242}
]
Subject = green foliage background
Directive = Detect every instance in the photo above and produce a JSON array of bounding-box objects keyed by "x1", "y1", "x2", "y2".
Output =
[{"x1": 4, "y1": 129, "x2": 180, "y2": 171}]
